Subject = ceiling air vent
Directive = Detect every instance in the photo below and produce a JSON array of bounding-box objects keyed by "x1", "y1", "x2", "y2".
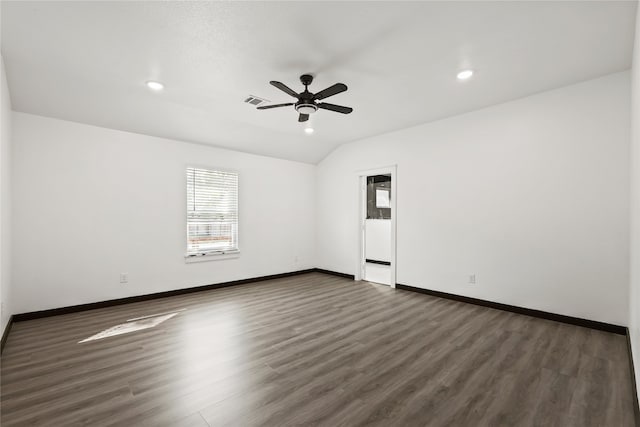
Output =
[{"x1": 244, "y1": 95, "x2": 269, "y2": 106}]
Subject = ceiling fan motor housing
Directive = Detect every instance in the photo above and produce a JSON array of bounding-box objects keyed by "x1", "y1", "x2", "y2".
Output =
[{"x1": 296, "y1": 75, "x2": 317, "y2": 114}]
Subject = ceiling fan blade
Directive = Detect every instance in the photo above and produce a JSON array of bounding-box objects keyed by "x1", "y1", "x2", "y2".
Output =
[
  {"x1": 256, "y1": 103, "x2": 295, "y2": 110},
  {"x1": 298, "y1": 113, "x2": 309, "y2": 122},
  {"x1": 317, "y1": 102, "x2": 353, "y2": 114},
  {"x1": 270, "y1": 81, "x2": 299, "y2": 98},
  {"x1": 313, "y1": 83, "x2": 347, "y2": 100}
]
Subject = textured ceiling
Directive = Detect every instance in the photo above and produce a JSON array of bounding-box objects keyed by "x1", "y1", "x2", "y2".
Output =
[{"x1": 1, "y1": 1, "x2": 637, "y2": 163}]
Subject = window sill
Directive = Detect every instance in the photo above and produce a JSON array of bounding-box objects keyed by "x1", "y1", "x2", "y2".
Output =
[{"x1": 185, "y1": 251, "x2": 240, "y2": 263}]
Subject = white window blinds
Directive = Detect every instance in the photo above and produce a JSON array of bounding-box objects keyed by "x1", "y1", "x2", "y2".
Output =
[{"x1": 186, "y1": 167, "x2": 239, "y2": 256}]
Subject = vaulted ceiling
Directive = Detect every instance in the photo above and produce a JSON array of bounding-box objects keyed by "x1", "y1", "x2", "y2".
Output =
[{"x1": 1, "y1": 1, "x2": 637, "y2": 163}]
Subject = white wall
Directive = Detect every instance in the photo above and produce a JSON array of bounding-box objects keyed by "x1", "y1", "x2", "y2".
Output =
[
  {"x1": 1, "y1": 56, "x2": 13, "y2": 334},
  {"x1": 629, "y1": 2, "x2": 640, "y2": 407},
  {"x1": 11, "y1": 113, "x2": 316, "y2": 314},
  {"x1": 317, "y1": 71, "x2": 631, "y2": 326}
]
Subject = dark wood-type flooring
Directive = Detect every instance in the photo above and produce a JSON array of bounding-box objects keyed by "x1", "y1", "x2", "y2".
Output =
[{"x1": 1, "y1": 272, "x2": 636, "y2": 426}]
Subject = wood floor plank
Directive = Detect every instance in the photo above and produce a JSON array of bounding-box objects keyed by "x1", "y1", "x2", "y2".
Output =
[{"x1": 1, "y1": 272, "x2": 636, "y2": 426}]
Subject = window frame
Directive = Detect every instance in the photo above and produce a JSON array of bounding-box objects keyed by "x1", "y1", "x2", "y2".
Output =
[{"x1": 184, "y1": 164, "x2": 240, "y2": 261}]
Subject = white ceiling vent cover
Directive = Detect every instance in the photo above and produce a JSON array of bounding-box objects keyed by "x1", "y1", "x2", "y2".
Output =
[{"x1": 244, "y1": 95, "x2": 269, "y2": 106}]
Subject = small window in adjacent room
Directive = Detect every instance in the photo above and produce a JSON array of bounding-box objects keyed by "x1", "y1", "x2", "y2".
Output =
[
  {"x1": 367, "y1": 174, "x2": 391, "y2": 219},
  {"x1": 186, "y1": 167, "x2": 239, "y2": 257}
]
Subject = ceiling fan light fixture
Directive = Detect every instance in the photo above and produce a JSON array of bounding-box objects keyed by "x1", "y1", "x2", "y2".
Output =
[{"x1": 295, "y1": 103, "x2": 318, "y2": 115}]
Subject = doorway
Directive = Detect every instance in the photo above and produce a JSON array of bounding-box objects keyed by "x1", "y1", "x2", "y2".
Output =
[{"x1": 355, "y1": 166, "x2": 397, "y2": 287}]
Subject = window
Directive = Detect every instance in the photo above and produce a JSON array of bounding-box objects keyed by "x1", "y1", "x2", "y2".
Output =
[
  {"x1": 186, "y1": 167, "x2": 239, "y2": 257},
  {"x1": 366, "y1": 175, "x2": 391, "y2": 219}
]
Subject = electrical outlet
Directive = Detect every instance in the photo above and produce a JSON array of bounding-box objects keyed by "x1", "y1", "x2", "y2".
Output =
[
  {"x1": 120, "y1": 273, "x2": 129, "y2": 284},
  {"x1": 469, "y1": 274, "x2": 476, "y2": 284}
]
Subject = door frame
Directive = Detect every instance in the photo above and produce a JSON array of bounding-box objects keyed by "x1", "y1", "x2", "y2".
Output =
[{"x1": 355, "y1": 165, "x2": 397, "y2": 288}]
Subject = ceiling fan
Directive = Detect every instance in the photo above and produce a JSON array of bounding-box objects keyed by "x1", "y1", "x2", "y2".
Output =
[{"x1": 257, "y1": 74, "x2": 353, "y2": 122}]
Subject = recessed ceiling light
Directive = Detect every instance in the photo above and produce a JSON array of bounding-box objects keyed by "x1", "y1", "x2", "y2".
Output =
[
  {"x1": 304, "y1": 127, "x2": 314, "y2": 135},
  {"x1": 456, "y1": 70, "x2": 474, "y2": 80},
  {"x1": 146, "y1": 80, "x2": 164, "y2": 91}
]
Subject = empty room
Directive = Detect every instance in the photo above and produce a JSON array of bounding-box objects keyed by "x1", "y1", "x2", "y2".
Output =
[{"x1": 1, "y1": 1, "x2": 640, "y2": 426}]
